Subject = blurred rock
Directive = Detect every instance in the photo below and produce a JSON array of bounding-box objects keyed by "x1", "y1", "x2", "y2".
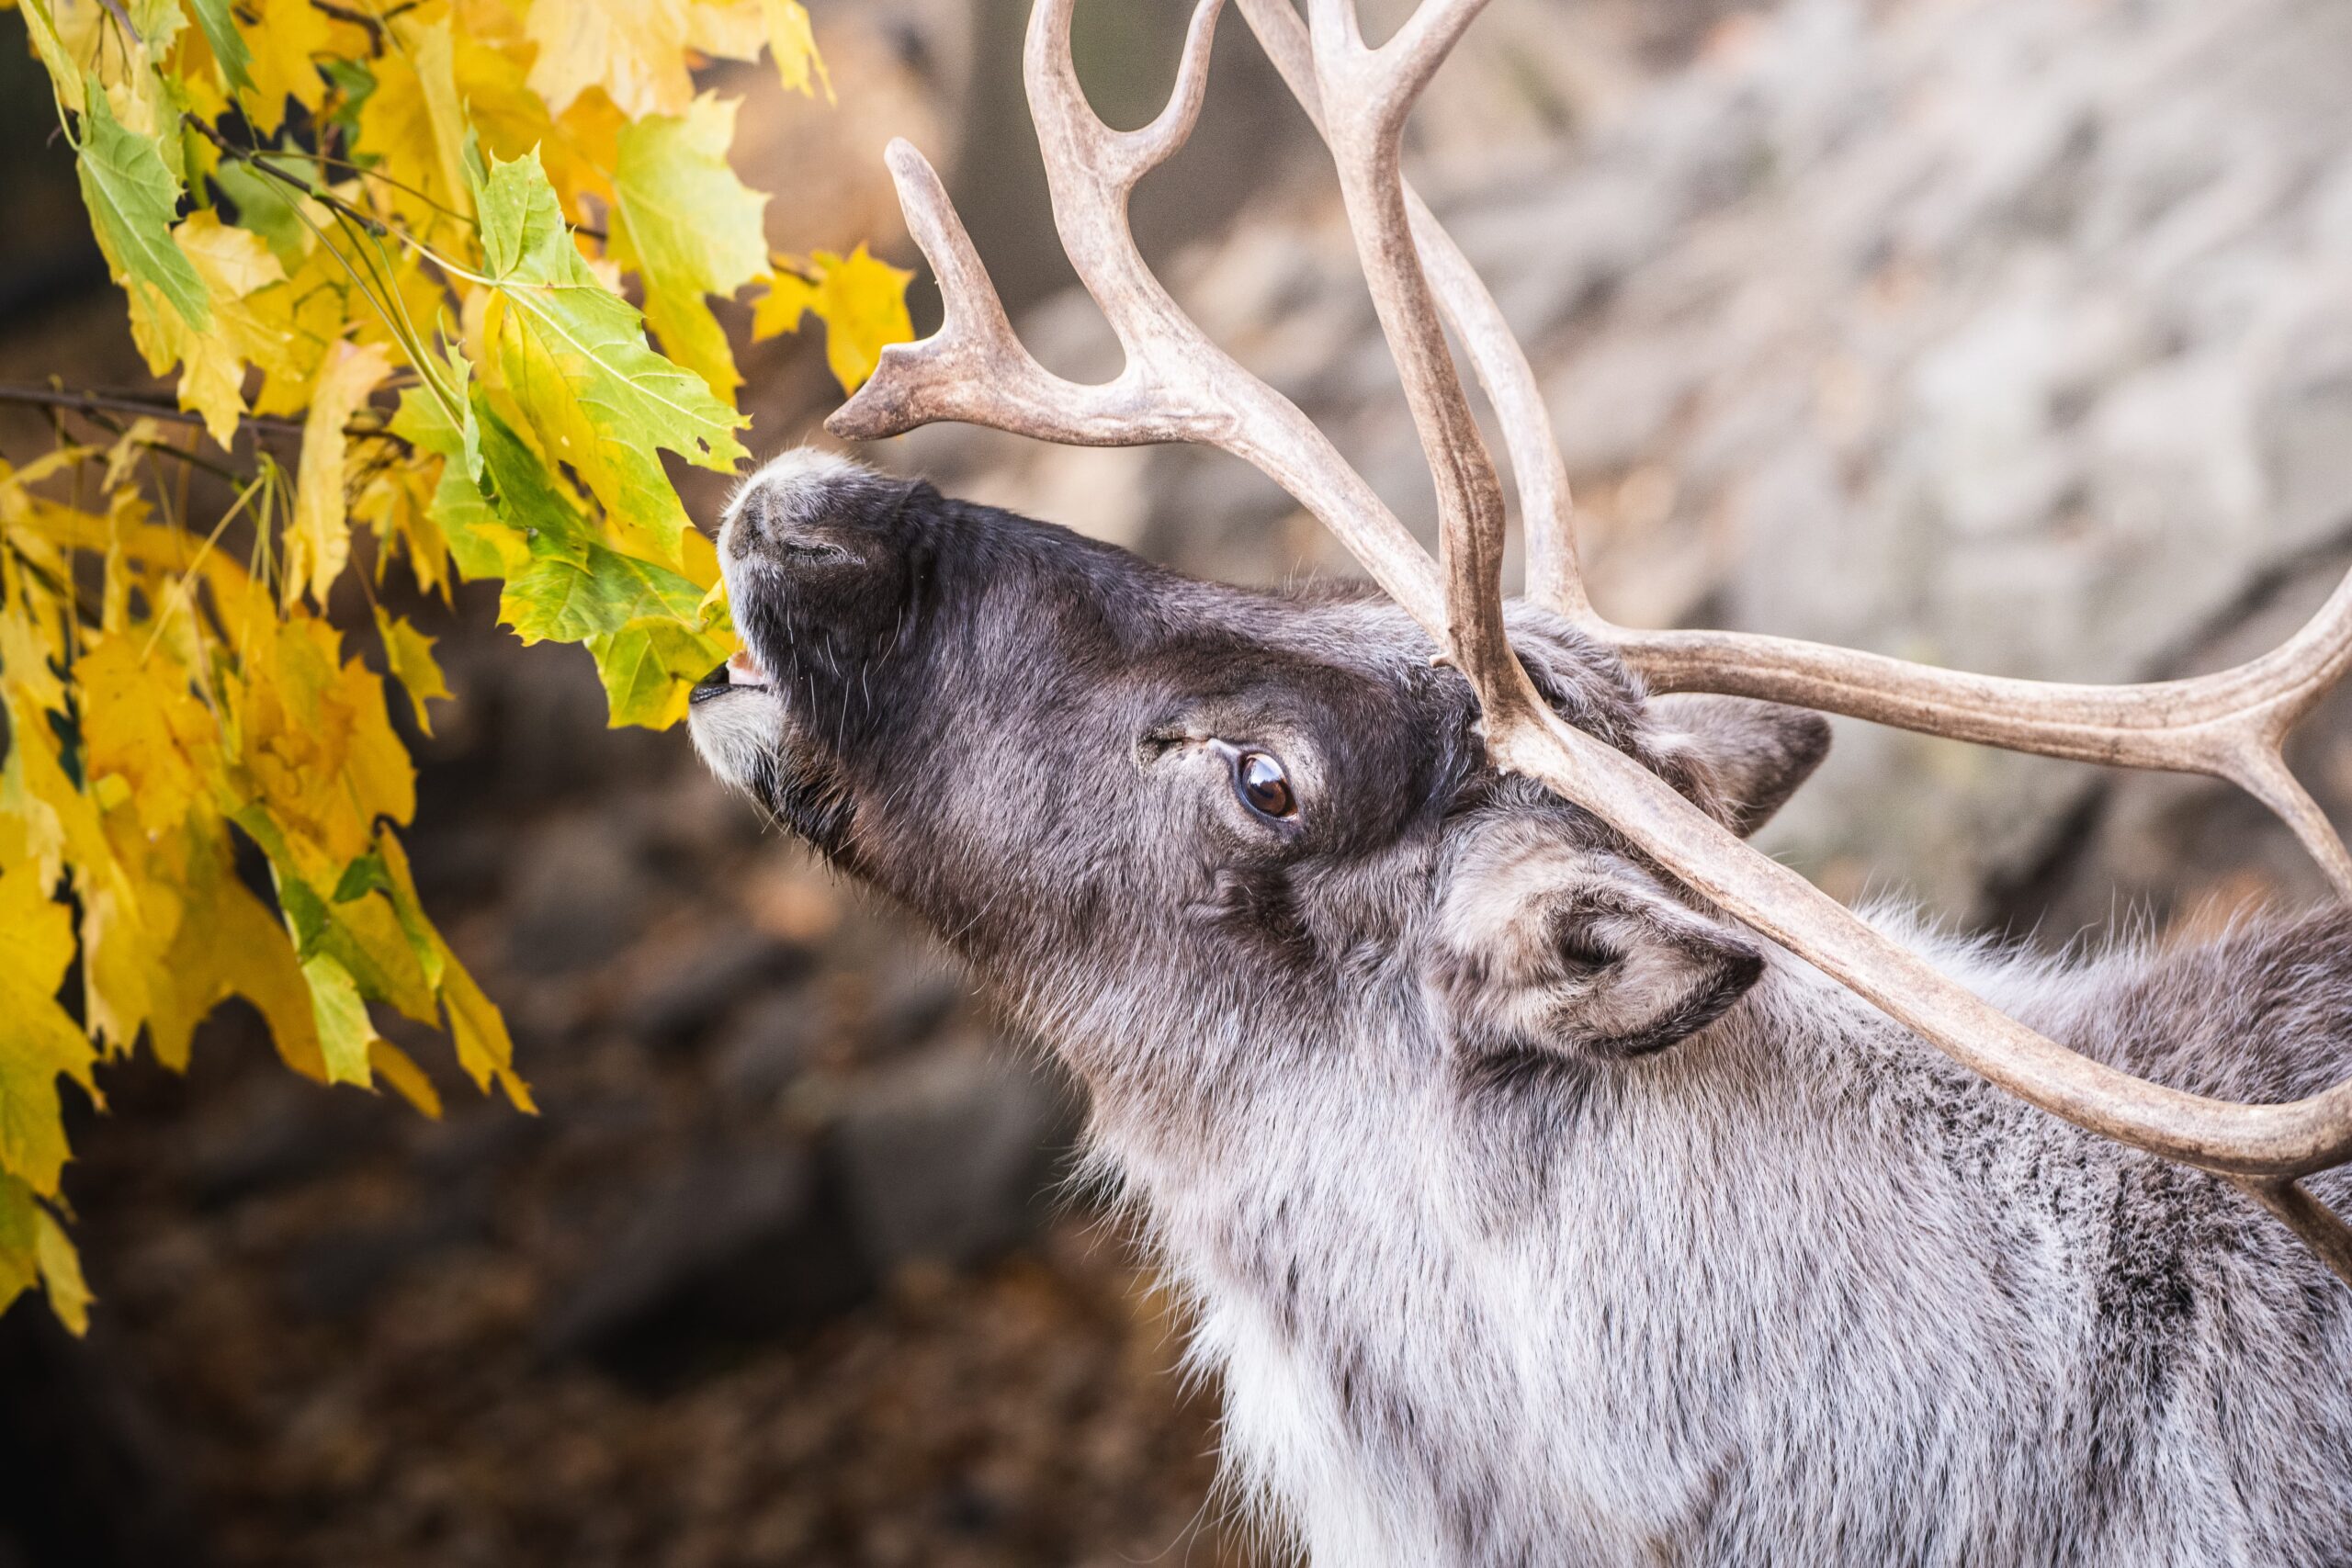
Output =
[
  {"x1": 833, "y1": 1038, "x2": 1075, "y2": 1271},
  {"x1": 538, "y1": 1143, "x2": 868, "y2": 1379},
  {"x1": 187, "y1": 1077, "x2": 387, "y2": 1212},
  {"x1": 505, "y1": 815, "x2": 657, "y2": 975},
  {"x1": 714, "y1": 990, "x2": 820, "y2": 1100},
  {"x1": 623, "y1": 929, "x2": 815, "y2": 1051}
]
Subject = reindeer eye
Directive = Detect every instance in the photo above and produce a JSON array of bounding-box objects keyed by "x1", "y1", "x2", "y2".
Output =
[{"x1": 1234, "y1": 750, "x2": 1296, "y2": 820}]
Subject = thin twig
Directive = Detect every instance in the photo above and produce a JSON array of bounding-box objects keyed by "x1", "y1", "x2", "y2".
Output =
[
  {"x1": 311, "y1": 0, "x2": 424, "y2": 36},
  {"x1": 96, "y1": 0, "x2": 140, "y2": 49},
  {"x1": 186, "y1": 118, "x2": 391, "y2": 237},
  {"x1": 0, "y1": 383, "x2": 411, "y2": 449}
]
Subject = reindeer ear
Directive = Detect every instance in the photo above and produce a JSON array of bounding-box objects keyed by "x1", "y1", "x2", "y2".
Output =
[
  {"x1": 1649, "y1": 695, "x2": 1831, "y2": 838},
  {"x1": 1429, "y1": 825, "x2": 1764, "y2": 1061}
]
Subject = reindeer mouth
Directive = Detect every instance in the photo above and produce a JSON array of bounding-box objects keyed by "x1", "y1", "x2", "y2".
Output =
[{"x1": 690, "y1": 647, "x2": 775, "y2": 704}]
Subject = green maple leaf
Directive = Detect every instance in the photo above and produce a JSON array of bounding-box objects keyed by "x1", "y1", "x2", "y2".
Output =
[
  {"x1": 587, "y1": 615, "x2": 731, "y2": 728},
  {"x1": 300, "y1": 952, "x2": 377, "y2": 1088},
  {"x1": 501, "y1": 542, "x2": 707, "y2": 645},
  {"x1": 469, "y1": 148, "x2": 744, "y2": 563},
  {"x1": 76, "y1": 82, "x2": 210, "y2": 333},
  {"x1": 612, "y1": 94, "x2": 769, "y2": 400}
]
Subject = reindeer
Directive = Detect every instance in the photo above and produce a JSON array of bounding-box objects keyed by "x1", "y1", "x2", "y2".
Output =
[{"x1": 691, "y1": 2, "x2": 2352, "y2": 1561}]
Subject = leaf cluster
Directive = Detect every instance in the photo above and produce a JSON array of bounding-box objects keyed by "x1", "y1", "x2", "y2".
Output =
[{"x1": 0, "y1": 0, "x2": 915, "y2": 1328}]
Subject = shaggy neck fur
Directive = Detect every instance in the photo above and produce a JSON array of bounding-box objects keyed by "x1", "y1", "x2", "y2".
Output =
[{"x1": 1076, "y1": 907, "x2": 2352, "y2": 1567}]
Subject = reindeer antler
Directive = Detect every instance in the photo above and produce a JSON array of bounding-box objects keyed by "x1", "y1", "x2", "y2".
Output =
[{"x1": 831, "y1": 0, "x2": 2352, "y2": 1281}]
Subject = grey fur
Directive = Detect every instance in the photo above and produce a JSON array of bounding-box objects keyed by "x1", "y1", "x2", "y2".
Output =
[{"x1": 690, "y1": 454, "x2": 2352, "y2": 1566}]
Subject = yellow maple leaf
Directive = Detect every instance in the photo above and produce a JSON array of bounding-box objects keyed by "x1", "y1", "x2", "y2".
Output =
[
  {"x1": 355, "y1": 460, "x2": 453, "y2": 600},
  {"x1": 438, "y1": 936, "x2": 534, "y2": 1111},
  {"x1": 454, "y1": 31, "x2": 553, "y2": 167},
  {"x1": 286, "y1": 339, "x2": 393, "y2": 608},
  {"x1": 241, "y1": 0, "x2": 334, "y2": 135},
  {"x1": 368, "y1": 1039, "x2": 443, "y2": 1120},
  {"x1": 166, "y1": 212, "x2": 299, "y2": 444},
  {"x1": 373, "y1": 607, "x2": 452, "y2": 737},
  {"x1": 751, "y1": 244, "x2": 914, "y2": 393},
  {"x1": 74, "y1": 634, "x2": 219, "y2": 840},
  {"x1": 0, "y1": 865, "x2": 99, "y2": 1197},
  {"x1": 759, "y1": 0, "x2": 829, "y2": 99},
  {"x1": 355, "y1": 15, "x2": 473, "y2": 233},
  {"x1": 0, "y1": 682, "x2": 159, "y2": 1053},
  {"x1": 147, "y1": 833, "x2": 323, "y2": 1079},
  {"x1": 678, "y1": 0, "x2": 829, "y2": 98},
  {"x1": 526, "y1": 0, "x2": 695, "y2": 120},
  {"x1": 33, "y1": 1207, "x2": 89, "y2": 1336},
  {"x1": 229, "y1": 614, "x2": 415, "y2": 871},
  {"x1": 0, "y1": 593, "x2": 66, "y2": 715},
  {"x1": 249, "y1": 249, "x2": 353, "y2": 419}
]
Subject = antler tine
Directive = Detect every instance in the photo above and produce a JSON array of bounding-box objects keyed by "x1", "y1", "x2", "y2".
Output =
[
  {"x1": 831, "y1": 1, "x2": 1448, "y2": 631},
  {"x1": 1298, "y1": 0, "x2": 1526, "y2": 703},
  {"x1": 831, "y1": 141, "x2": 1187, "y2": 446},
  {"x1": 1234, "y1": 0, "x2": 1585, "y2": 616},
  {"x1": 1611, "y1": 561, "x2": 2352, "y2": 895},
  {"x1": 1037, "y1": 0, "x2": 1226, "y2": 187}
]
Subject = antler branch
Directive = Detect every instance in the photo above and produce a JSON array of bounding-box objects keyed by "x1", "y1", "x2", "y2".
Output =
[{"x1": 832, "y1": 0, "x2": 2352, "y2": 1279}]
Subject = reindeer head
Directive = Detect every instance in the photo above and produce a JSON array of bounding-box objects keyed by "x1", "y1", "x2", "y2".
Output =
[
  {"x1": 693, "y1": 450, "x2": 1826, "y2": 1097},
  {"x1": 695, "y1": 0, "x2": 2352, "y2": 1269}
]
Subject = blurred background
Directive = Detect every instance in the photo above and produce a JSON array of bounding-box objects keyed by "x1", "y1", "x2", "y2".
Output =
[{"x1": 6, "y1": 0, "x2": 2352, "y2": 1562}]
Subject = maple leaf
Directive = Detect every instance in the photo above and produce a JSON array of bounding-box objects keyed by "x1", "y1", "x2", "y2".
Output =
[
  {"x1": 240, "y1": 0, "x2": 333, "y2": 136},
  {"x1": 286, "y1": 340, "x2": 393, "y2": 607},
  {"x1": 502, "y1": 541, "x2": 707, "y2": 646},
  {"x1": 587, "y1": 615, "x2": 733, "y2": 729},
  {"x1": 75, "y1": 79, "x2": 210, "y2": 333},
  {"x1": 611, "y1": 94, "x2": 769, "y2": 400},
  {"x1": 758, "y1": 0, "x2": 830, "y2": 99},
  {"x1": 182, "y1": 0, "x2": 255, "y2": 95},
  {"x1": 33, "y1": 1201, "x2": 91, "y2": 1335},
  {"x1": 526, "y1": 0, "x2": 696, "y2": 121},
  {"x1": 74, "y1": 634, "x2": 218, "y2": 840},
  {"x1": 119, "y1": 211, "x2": 298, "y2": 446},
  {"x1": 148, "y1": 836, "x2": 323, "y2": 1079},
  {"x1": 469, "y1": 146, "x2": 745, "y2": 561},
  {"x1": 0, "y1": 866, "x2": 99, "y2": 1198},
  {"x1": 752, "y1": 244, "x2": 915, "y2": 394},
  {"x1": 0, "y1": 1174, "x2": 90, "y2": 1336},
  {"x1": 368, "y1": 1040, "x2": 443, "y2": 1120},
  {"x1": 374, "y1": 607, "x2": 452, "y2": 736},
  {"x1": 355, "y1": 15, "x2": 471, "y2": 231}
]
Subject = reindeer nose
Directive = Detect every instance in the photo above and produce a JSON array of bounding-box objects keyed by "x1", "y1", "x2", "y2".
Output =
[
  {"x1": 723, "y1": 449, "x2": 881, "y2": 561},
  {"x1": 724, "y1": 446, "x2": 865, "y2": 557}
]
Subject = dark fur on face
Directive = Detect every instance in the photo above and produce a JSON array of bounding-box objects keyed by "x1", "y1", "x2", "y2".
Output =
[{"x1": 691, "y1": 451, "x2": 1818, "y2": 1107}]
